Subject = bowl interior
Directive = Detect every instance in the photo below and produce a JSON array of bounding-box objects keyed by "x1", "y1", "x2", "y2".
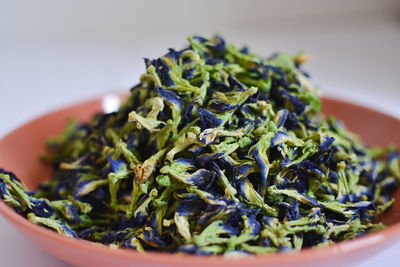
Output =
[{"x1": 0, "y1": 96, "x2": 400, "y2": 267}]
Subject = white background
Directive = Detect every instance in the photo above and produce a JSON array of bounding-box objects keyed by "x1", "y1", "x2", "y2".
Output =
[{"x1": 0, "y1": 1, "x2": 400, "y2": 266}]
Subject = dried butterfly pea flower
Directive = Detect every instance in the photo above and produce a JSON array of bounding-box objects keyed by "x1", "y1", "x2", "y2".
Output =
[{"x1": 1, "y1": 35, "x2": 399, "y2": 254}]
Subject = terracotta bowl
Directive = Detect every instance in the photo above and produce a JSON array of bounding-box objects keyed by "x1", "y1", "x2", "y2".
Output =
[{"x1": 0, "y1": 96, "x2": 399, "y2": 267}]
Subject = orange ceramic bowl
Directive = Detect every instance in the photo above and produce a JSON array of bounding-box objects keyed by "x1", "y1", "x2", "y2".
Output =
[{"x1": 0, "y1": 96, "x2": 399, "y2": 267}]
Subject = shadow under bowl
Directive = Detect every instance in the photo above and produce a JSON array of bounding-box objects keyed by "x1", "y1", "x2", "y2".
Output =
[{"x1": 0, "y1": 96, "x2": 400, "y2": 267}]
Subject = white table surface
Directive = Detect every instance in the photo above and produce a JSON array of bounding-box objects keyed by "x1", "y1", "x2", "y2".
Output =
[{"x1": 1, "y1": 15, "x2": 400, "y2": 267}]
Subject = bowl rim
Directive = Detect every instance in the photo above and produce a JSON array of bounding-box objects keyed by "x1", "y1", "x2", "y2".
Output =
[{"x1": 1, "y1": 95, "x2": 400, "y2": 265}]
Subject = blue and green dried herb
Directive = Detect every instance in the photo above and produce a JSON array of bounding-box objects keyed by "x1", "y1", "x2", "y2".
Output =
[{"x1": 1, "y1": 35, "x2": 400, "y2": 255}]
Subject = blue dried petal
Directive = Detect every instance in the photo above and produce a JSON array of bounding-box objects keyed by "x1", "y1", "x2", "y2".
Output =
[
  {"x1": 193, "y1": 36, "x2": 208, "y2": 43},
  {"x1": 348, "y1": 202, "x2": 375, "y2": 220},
  {"x1": 0, "y1": 177, "x2": 9, "y2": 197},
  {"x1": 177, "y1": 244, "x2": 213, "y2": 255},
  {"x1": 346, "y1": 201, "x2": 373, "y2": 209},
  {"x1": 132, "y1": 87, "x2": 144, "y2": 107},
  {"x1": 228, "y1": 76, "x2": 246, "y2": 91},
  {"x1": 198, "y1": 130, "x2": 216, "y2": 145},
  {"x1": 352, "y1": 145, "x2": 366, "y2": 156},
  {"x1": 261, "y1": 216, "x2": 275, "y2": 226},
  {"x1": 234, "y1": 202, "x2": 260, "y2": 217},
  {"x1": 261, "y1": 238, "x2": 271, "y2": 247},
  {"x1": 142, "y1": 228, "x2": 167, "y2": 248},
  {"x1": 156, "y1": 86, "x2": 183, "y2": 108},
  {"x1": 58, "y1": 222, "x2": 78, "y2": 238},
  {"x1": 188, "y1": 145, "x2": 204, "y2": 155},
  {"x1": 280, "y1": 245, "x2": 293, "y2": 252},
  {"x1": 271, "y1": 71, "x2": 290, "y2": 89},
  {"x1": 302, "y1": 117, "x2": 319, "y2": 131},
  {"x1": 198, "y1": 108, "x2": 223, "y2": 128},
  {"x1": 293, "y1": 160, "x2": 324, "y2": 177},
  {"x1": 119, "y1": 212, "x2": 147, "y2": 229},
  {"x1": 186, "y1": 169, "x2": 216, "y2": 190},
  {"x1": 275, "y1": 176, "x2": 289, "y2": 190},
  {"x1": 240, "y1": 46, "x2": 249, "y2": 54},
  {"x1": 301, "y1": 69, "x2": 310, "y2": 78},
  {"x1": 249, "y1": 63, "x2": 268, "y2": 80},
  {"x1": 100, "y1": 230, "x2": 129, "y2": 245},
  {"x1": 380, "y1": 177, "x2": 397, "y2": 193},
  {"x1": 202, "y1": 51, "x2": 210, "y2": 61},
  {"x1": 124, "y1": 236, "x2": 140, "y2": 249},
  {"x1": 235, "y1": 164, "x2": 253, "y2": 180},
  {"x1": 206, "y1": 59, "x2": 222, "y2": 66},
  {"x1": 197, "y1": 209, "x2": 221, "y2": 225},
  {"x1": 196, "y1": 199, "x2": 258, "y2": 226},
  {"x1": 270, "y1": 131, "x2": 289, "y2": 147},
  {"x1": 276, "y1": 200, "x2": 300, "y2": 221},
  {"x1": 284, "y1": 111, "x2": 300, "y2": 130},
  {"x1": 276, "y1": 202, "x2": 290, "y2": 214},
  {"x1": 247, "y1": 213, "x2": 261, "y2": 235},
  {"x1": 320, "y1": 136, "x2": 335, "y2": 150},
  {"x1": 280, "y1": 154, "x2": 291, "y2": 168},
  {"x1": 183, "y1": 101, "x2": 196, "y2": 121},
  {"x1": 147, "y1": 58, "x2": 175, "y2": 87},
  {"x1": 362, "y1": 161, "x2": 378, "y2": 183},
  {"x1": 210, "y1": 35, "x2": 226, "y2": 52},
  {"x1": 64, "y1": 204, "x2": 81, "y2": 223},
  {"x1": 252, "y1": 146, "x2": 269, "y2": 187},
  {"x1": 239, "y1": 106, "x2": 252, "y2": 118},
  {"x1": 176, "y1": 158, "x2": 196, "y2": 167},
  {"x1": 342, "y1": 194, "x2": 360, "y2": 203},
  {"x1": 201, "y1": 186, "x2": 224, "y2": 202},
  {"x1": 73, "y1": 180, "x2": 106, "y2": 199},
  {"x1": 210, "y1": 78, "x2": 231, "y2": 92},
  {"x1": 303, "y1": 232, "x2": 325, "y2": 247},
  {"x1": 195, "y1": 152, "x2": 224, "y2": 167},
  {"x1": 148, "y1": 213, "x2": 159, "y2": 231},
  {"x1": 78, "y1": 227, "x2": 98, "y2": 238},
  {"x1": 209, "y1": 101, "x2": 239, "y2": 113},
  {"x1": 175, "y1": 192, "x2": 198, "y2": 200},
  {"x1": 237, "y1": 180, "x2": 251, "y2": 201},
  {"x1": 214, "y1": 158, "x2": 251, "y2": 184},
  {"x1": 30, "y1": 199, "x2": 54, "y2": 218},
  {"x1": 301, "y1": 194, "x2": 324, "y2": 208},
  {"x1": 265, "y1": 65, "x2": 285, "y2": 75},
  {"x1": 219, "y1": 219, "x2": 241, "y2": 236},
  {"x1": 176, "y1": 197, "x2": 205, "y2": 216},
  {"x1": 309, "y1": 208, "x2": 321, "y2": 218},
  {"x1": 278, "y1": 89, "x2": 305, "y2": 114},
  {"x1": 328, "y1": 171, "x2": 339, "y2": 183},
  {"x1": 107, "y1": 154, "x2": 125, "y2": 173},
  {"x1": 53, "y1": 179, "x2": 73, "y2": 199},
  {"x1": 164, "y1": 48, "x2": 182, "y2": 62},
  {"x1": 182, "y1": 68, "x2": 195, "y2": 80},
  {"x1": 388, "y1": 152, "x2": 399, "y2": 163},
  {"x1": 126, "y1": 132, "x2": 138, "y2": 149},
  {"x1": 311, "y1": 147, "x2": 334, "y2": 164},
  {"x1": 320, "y1": 184, "x2": 335, "y2": 195},
  {"x1": 176, "y1": 244, "x2": 198, "y2": 254},
  {"x1": 276, "y1": 109, "x2": 289, "y2": 128}
]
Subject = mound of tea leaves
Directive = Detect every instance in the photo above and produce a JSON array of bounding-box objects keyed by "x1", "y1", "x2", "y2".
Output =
[{"x1": 1, "y1": 35, "x2": 399, "y2": 255}]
